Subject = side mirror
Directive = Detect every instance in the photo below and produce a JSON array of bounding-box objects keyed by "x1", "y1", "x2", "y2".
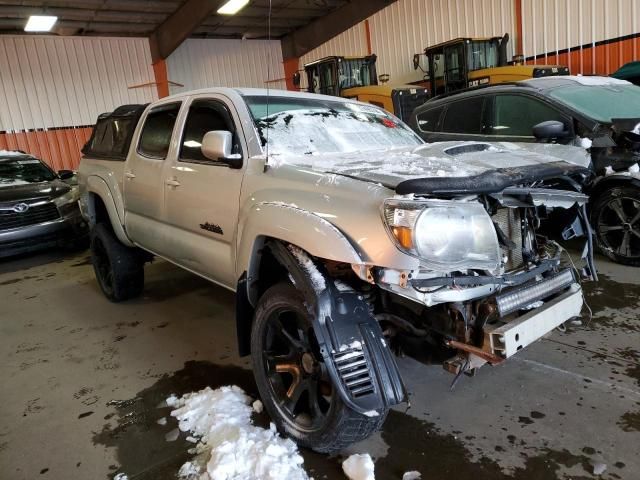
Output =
[
  {"x1": 292, "y1": 72, "x2": 301, "y2": 87},
  {"x1": 201, "y1": 131, "x2": 242, "y2": 168},
  {"x1": 532, "y1": 120, "x2": 570, "y2": 141},
  {"x1": 413, "y1": 54, "x2": 420, "y2": 70},
  {"x1": 58, "y1": 169, "x2": 74, "y2": 180}
]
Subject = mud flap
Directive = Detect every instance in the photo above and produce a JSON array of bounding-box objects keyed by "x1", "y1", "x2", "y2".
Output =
[{"x1": 268, "y1": 241, "x2": 407, "y2": 415}]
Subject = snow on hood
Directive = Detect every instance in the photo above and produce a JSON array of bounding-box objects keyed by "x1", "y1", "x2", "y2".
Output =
[
  {"x1": 0, "y1": 150, "x2": 27, "y2": 157},
  {"x1": 270, "y1": 141, "x2": 590, "y2": 188},
  {"x1": 0, "y1": 178, "x2": 34, "y2": 187}
]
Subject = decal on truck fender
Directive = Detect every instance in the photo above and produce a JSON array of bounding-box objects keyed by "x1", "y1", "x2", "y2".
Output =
[{"x1": 200, "y1": 222, "x2": 223, "y2": 235}]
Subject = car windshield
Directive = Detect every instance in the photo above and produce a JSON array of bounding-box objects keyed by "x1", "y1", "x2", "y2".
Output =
[
  {"x1": 244, "y1": 95, "x2": 422, "y2": 156},
  {"x1": 467, "y1": 40, "x2": 499, "y2": 71},
  {"x1": 0, "y1": 155, "x2": 56, "y2": 186},
  {"x1": 548, "y1": 82, "x2": 640, "y2": 123},
  {"x1": 338, "y1": 58, "x2": 376, "y2": 89}
]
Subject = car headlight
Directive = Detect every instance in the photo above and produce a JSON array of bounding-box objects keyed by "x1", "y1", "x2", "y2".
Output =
[
  {"x1": 383, "y1": 198, "x2": 500, "y2": 271},
  {"x1": 53, "y1": 187, "x2": 80, "y2": 207}
]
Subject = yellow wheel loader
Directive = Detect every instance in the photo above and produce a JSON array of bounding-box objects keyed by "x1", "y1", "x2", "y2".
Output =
[
  {"x1": 293, "y1": 55, "x2": 429, "y2": 121},
  {"x1": 414, "y1": 34, "x2": 570, "y2": 96}
]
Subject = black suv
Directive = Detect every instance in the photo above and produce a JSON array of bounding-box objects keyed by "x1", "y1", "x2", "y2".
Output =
[
  {"x1": 409, "y1": 76, "x2": 640, "y2": 266},
  {"x1": 0, "y1": 151, "x2": 88, "y2": 257}
]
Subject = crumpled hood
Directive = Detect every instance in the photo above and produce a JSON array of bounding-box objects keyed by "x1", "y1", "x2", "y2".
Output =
[{"x1": 271, "y1": 141, "x2": 591, "y2": 188}]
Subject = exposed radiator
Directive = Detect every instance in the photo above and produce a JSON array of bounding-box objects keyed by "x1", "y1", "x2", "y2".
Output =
[{"x1": 492, "y1": 208, "x2": 523, "y2": 271}]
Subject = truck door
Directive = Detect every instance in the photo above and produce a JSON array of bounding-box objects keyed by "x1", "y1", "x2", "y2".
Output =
[
  {"x1": 160, "y1": 95, "x2": 245, "y2": 288},
  {"x1": 123, "y1": 101, "x2": 182, "y2": 255}
]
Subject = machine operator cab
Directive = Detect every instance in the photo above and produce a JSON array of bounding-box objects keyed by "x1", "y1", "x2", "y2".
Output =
[
  {"x1": 416, "y1": 34, "x2": 570, "y2": 96},
  {"x1": 293, "y1": 55, "x2": 429, "y2": 122}
]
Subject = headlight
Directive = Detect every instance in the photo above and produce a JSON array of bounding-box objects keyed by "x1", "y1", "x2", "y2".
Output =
[
  {"x1": 52, "y1": 187, "x2": 80, "y2": 207},
  {"x1": 383, "y1": 198, "x2": 500, "y2": 271}
]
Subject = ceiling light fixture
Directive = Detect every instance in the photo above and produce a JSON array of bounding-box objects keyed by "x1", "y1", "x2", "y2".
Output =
[
  {"x1": 24, "y1": 15, "x2": 58, "y2": 32},
  {"x1": 217, "y1": 0, "x2": 250, "y2": 15}
]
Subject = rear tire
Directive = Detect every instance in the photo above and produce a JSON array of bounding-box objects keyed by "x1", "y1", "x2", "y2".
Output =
[
  {"x1": 592, "y1": 186, "x2": 640, "y2": 266},
  {"x1": 90, "y1": 223, "x2": 144, "y2": 302},
  {"x1": 250, "y1": 282, "x2": 387, "y2": 454}
]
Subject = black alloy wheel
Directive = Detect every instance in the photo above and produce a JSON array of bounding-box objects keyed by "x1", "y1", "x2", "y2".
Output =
[
  {"x1": 251, "y1": 282, "x2": 388, "y2": 453},
  {"x1": 261, "y1": 299, "x2": 333, "y2": 432},
  {"x1": 593, "y1": 186, "x2": 640, "y2": 266}
]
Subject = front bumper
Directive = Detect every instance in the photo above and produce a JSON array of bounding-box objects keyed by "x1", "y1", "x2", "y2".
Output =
[
  {"x1": 0, "y1": 207, "x2": 88, "y2": 258},
  {"x1": 487, "y1": 282, "x2": 583, "y2": 358}
]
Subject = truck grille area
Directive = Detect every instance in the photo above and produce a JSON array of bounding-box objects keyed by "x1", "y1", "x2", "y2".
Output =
[
  {"x1": 492, "y1": 208, "x2": 523, "y2": 270},
  {"x1": 0, "y1": 202, "x2": 60, "y2": 231},
  {"x1": 333, "y1": 349, "x2": 375, "y2": 398}
]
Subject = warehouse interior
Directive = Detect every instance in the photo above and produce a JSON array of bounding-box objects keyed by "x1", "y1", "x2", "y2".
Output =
[{"x1": 1, "y1": 1, "x2": 639, "y2": 479}]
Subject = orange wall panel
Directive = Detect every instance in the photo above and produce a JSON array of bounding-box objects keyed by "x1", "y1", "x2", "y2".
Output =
[{"x1": 0, "y1": 126, "x2": 93, "y2": 171}]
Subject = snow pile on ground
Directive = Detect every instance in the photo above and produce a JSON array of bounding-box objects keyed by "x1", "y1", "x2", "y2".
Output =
[
  {"x1": 168, "y1": 385, "x2": 309, "y2": 480},
  {"x1": 342, "y1": 454, "x2": 375, "y2": 480}
]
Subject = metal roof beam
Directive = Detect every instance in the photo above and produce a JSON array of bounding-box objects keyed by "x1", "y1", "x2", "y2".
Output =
[
  {"x1": 149, "y1": 0, "x2": 220, "y2": 62},
  {"x1": 280, "y1": 0, "x2": 396, "y2": 59}
]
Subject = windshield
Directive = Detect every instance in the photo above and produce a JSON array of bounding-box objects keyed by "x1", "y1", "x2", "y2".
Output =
[
  {"x1": 549, "y1": 83, "x2": 640, "y2": 123},
  {"x1": 0, "y1": 155, "x2": 56, "y2": 186},
  {"x1": 467, "y1": 40, "x2": 499, "y2": 71},
  {"x1": 338, "y1": 58, "x2": 376, "y2": 89},
  {"x1": 244, "y1": 96, "x2": 422, "y2": 157}
]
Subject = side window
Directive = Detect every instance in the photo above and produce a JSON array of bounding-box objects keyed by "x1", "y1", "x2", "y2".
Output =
[
  {"x1": 441, "y1": 97, "x2": 484, "y2": 134},
  {"x1": 492, "y1": 95, "x2": 566, "y2": 136},
  {"x1": 138, "y1": 103, "x2": 181, "y2": 159},
  {"x1": 180, "y1": 100, "x2": 239, "y2": 163},
  {"x1": 416, "y1": 106, "x2": 444, "y2": 132}
]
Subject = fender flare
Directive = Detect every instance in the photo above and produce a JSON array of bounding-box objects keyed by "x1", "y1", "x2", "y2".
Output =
[
  {"x1": 85, "y1": 175, "x2": 134, "y2": 247},
  {"x1": 236, "y1": 202, "x2": 364, "y2": 306}
]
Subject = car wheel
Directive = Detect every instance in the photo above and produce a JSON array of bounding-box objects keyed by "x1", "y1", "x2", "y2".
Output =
[
  {"x1": 251, "y1": 282, "x2": 387, "y2": 453},
  {"x1": 90, "y1": 223, "x2": 144, "y2": 302},
  {"x1": 592, "y1": 186, "x2": 640, "y2": 266}
]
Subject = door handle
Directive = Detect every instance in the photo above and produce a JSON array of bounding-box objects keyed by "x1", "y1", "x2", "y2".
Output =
[
  {"x1": 165, "y1": 179, "x2": 181, "y2": 187},
  {"x1": 125, "y1": 171, "x2": 136, "y2": 179}
]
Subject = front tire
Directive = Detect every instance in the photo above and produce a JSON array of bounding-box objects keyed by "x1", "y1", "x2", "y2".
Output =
[
  {"x1": 592, "y1": 186, "x2": 640, "y2": 266},
  {"x1": 251, "y1": 282, "x2": 387, "y2": 453},
  {"x1": 90, "y1": 223, "x2": 144, "y2": 302}
]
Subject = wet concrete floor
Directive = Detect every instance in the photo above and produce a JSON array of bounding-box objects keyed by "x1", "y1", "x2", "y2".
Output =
[{"x1": 0, "y1": 249, "x2": 639, "y2": 479}]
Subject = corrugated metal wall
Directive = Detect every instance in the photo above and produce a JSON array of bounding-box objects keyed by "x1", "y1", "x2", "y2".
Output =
[
  {"x1": 166, "y1": 39, "x2": 287, "y2": 94},
  {"x1": 298, "y1": 0, "x2": 515, "y2": 86},
  {"x1": 521, "y1": 0, "x2": 640, "y2": 74},
  {"x1": 0, "y1": 35, "x2": 157, "y2": 170},
  {"x1": 369, "y1": 0, "x2": 515, "y2": 84},
  {"x1": 300, "y1": 23, "x2": 368, "y2": 65}
]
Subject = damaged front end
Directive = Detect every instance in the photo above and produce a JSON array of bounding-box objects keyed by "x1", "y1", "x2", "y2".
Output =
[{"x1": 367, "y1": 165, "x2": 593, "y2": 378}]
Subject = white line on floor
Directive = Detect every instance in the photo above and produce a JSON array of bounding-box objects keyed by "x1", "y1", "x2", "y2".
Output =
[{"x1": 514, "y1": 357, "x2": 640, "y2": 398}]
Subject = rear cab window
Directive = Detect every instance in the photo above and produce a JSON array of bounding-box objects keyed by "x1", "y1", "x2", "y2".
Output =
[{"x1": 137, "y1": 103, "x2": 181, "y2": 159}]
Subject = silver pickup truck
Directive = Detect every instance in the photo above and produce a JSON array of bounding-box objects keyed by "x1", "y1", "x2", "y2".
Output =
[{"x1": 78, "y1": 88, "x2": 593, "y2": 453}]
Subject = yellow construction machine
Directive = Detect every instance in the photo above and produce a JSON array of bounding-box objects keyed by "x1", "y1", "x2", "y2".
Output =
[
  {"x1": 414, "y1": 34, "x2": 570, "y2": 96},
  {"x1": 293, "y1": 54, "x2": 429, "y2": 121}
]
